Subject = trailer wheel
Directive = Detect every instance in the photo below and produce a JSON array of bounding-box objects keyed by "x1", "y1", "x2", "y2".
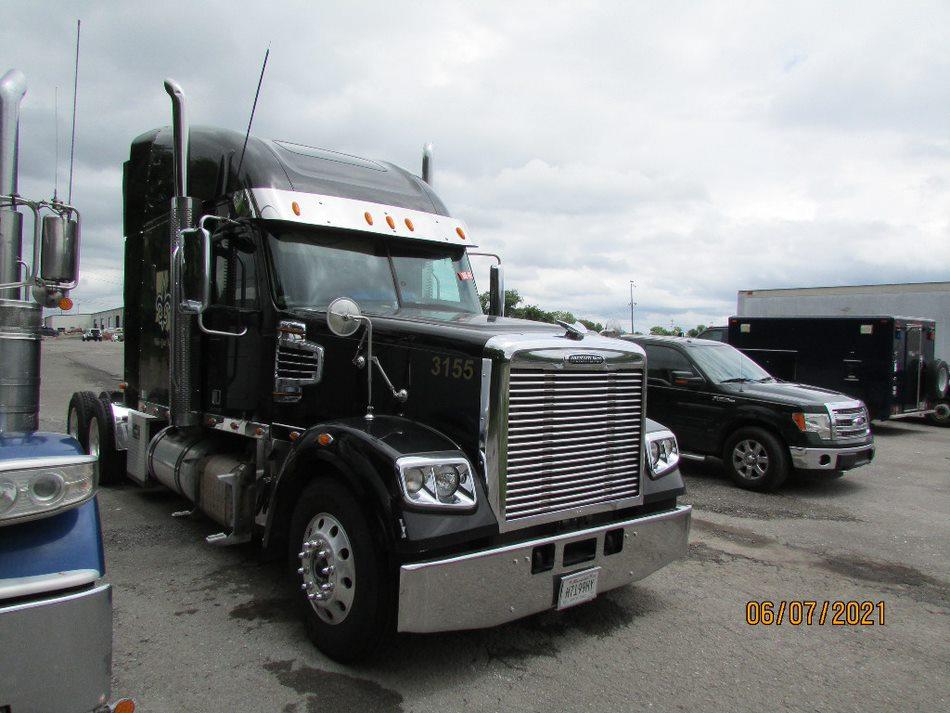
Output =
[
  {"x1": 723, "y1": 427, "x2": 789, "y2": 492},
  {"x1": 924, "y1": 360, "x2": 949, "y2": 401},
  {"x1": 87, "y1": 397, "x2": 125, "y2": 485},
  {"x1": 66, "y1": 391, "x2": 99, "y2": 451},
  {"x1": 926, "y1": 400, "x2": 950, "y2": 428},
  {"x1": 288, "y1": 477, "x2": 392, "y2": 662}
]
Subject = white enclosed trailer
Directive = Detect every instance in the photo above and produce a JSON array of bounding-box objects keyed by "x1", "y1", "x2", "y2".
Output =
[{"x1": 737, "y1": 282, "x2": 950, "y2": 359}]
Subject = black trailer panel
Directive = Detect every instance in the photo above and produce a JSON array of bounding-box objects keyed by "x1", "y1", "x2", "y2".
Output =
[{"x1": 727, "y1": 316, "x2": 938, "y2": 420}]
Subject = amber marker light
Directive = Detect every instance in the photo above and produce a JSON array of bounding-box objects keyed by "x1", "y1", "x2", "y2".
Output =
[
  {"x1": 791, "y1": 412, "x2": 807, "y2": 432},
  {"x1": 290, "y1": 431, "x2": 301, "y2": 442},
  {"x1": 112, "y1": 699, "x2": 136, "y2": 713},
  {"x1": 386, "y1": 215, "x2": 396, "y2": 229},
  {"x1": 455, "y1": 227, "x2": 466, "y2": 240},
  {"x1": 364, "y1": 211, "x2": 374, "y2": 225},
  {"x1": 58, "y1": 296, "x2": 73, "y2": 311},
  {"x1": 118, "y1": 382, "x2": 127, "y2": 392},
  {"x1": 317, "y1": 432, "x2": 334, "y2": 446},
  {"x1": 404, "y1": 218, "x2": 415, "y2": 231},
  {"x1": 291, "y1": 201, "x2": 301, "y2": 216}
]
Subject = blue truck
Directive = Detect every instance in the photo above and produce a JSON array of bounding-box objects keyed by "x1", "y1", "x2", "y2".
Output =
[{"x1": 0, "y1": 68, "x2": 129, "y2": 713}]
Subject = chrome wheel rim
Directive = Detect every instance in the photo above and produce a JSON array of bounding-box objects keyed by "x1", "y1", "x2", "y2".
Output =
[
  {"x1": 68, "y1": 408, "x2": 79, "y2": 438},
  {"x1": 733, "y1": 439, "x2": 769, "y2": 480},
  {"x1": 297, "y1": 512, "x2": 355, "y2": 625},
  {"x1": 88, "y1": 419, "x2": 100, "y2": 458},
  {"x1": 933, "y1": 403, "x2": 950, "y2": 422}
]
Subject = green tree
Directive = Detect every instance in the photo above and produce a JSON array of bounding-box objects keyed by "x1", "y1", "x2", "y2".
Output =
[{"x1": 686, "y1": 324, "x2": 707, "y2": 338}]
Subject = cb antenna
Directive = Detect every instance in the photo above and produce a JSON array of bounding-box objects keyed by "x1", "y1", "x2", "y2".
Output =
[
  {"x1": 236, "y1": 45, "x2": 270, "y2": 178},
  {"x1": 67, "y1": 18, "x2": 81, "y2": 205},
  {"x1": 53, "y1": 86, "x2": 59, "y2": 200}
]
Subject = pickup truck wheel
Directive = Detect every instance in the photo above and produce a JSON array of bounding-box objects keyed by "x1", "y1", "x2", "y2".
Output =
[
  {"x1": 724, "y1": 427, "x2": 789, "y2": 492},
  {"x1": 288, "y1": 478, "x2": 392, "y2": 663},
  {"x1": 66, "y1": 391, "x2": 99, "y2": 451},
  {"x1": 87, "y1": 398, "x2": 124, "y2": 485},
  {"x1": 926, "y1": 400, "x2": 950, "y2": 427}
]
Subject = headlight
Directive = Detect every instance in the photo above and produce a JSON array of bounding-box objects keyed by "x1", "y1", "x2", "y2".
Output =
[
  {"x1": 792, "y1": 412, "x2": 832, "y2": 440},
  {"x1": 0, "y1": 456, "x2": 97, "y2": 525},
  {"x1": 646, "y1": 429, "x2": 679, "y2": 479},
  {"x1": 396, "y1": 456, "x2": 477, "y2": 509}
]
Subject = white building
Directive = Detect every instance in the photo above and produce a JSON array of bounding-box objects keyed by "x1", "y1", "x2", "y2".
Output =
[{"x1": 44, "y1": 306, "x2": 125, "y2": 331}]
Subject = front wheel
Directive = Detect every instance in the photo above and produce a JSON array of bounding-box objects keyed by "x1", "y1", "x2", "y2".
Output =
[
  {"x1": 288, "y1": 478, "x2": 393, "y2": 663},
  {"x1": 723, "y1": 427, "x2": 790, "y2": 492}
]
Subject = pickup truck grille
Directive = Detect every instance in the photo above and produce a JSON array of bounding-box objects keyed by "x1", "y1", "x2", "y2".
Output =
[
  {"x1": 504, "y1": 369, "x2": 643, "y2": 523},
  {"x1": 830, "y1": 404, "x2": 870, "y2": 440}
]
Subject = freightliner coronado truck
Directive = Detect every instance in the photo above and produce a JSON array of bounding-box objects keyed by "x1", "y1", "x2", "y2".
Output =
[
  {"x1": 70, "y1": 80, "x2": 691, "y2": 662},
  {"x1": 0, "y1": 70, "x2": 130, "y2": 712}
]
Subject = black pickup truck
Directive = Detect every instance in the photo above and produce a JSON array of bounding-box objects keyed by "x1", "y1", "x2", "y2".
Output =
[{"x1": 622, "y1": 335, "x2": 875, "y2": 491}]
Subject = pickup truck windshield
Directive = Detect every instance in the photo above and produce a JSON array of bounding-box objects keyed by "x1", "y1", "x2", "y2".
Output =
[
  {"x1": 266, "y1": 226, "x2": 482, "y2": 319},
  {"x1": 687, "y1": 344, "x2": 773, "y2": 384}
]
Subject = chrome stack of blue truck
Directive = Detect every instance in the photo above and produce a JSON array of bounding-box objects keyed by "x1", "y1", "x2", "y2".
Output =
[{"x1": 0, "y1": 69, "x2": 129, "y2": 713}]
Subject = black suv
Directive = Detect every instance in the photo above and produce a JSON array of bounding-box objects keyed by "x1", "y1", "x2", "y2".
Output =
[{"x1": 623, "y1": 336, "x2": 875, "y2": 491}]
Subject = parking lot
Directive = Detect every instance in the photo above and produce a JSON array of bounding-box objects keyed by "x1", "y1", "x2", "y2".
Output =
[{"x1": 39, "y1": 337, "x2": 950, "y2": 712}]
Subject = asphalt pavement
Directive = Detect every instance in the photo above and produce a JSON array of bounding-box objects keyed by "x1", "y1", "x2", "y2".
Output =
[{"x1": 38, "y1": 337, "x2": 950, "y2": 712}]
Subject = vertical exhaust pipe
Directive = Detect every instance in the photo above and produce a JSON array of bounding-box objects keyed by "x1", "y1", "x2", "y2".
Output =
[
  {"x1": 163, "y1": 78, "x2": 199, "y2": 427},
  {"x1": 421, "y1": 143, "x2": 434, "y2": 187},
  {"x1": 0, "y1": 70, "x2": 27, "y2": 289},
  {"x1": 0, "y1": 69, "x2": 40, "y2": 433}
]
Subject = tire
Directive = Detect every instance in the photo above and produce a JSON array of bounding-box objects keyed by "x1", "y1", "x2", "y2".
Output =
[
  {"x1": 66, "y1": 391, "x2": 99, "y2": 451},
  {"x1": 87, "y1": 397, "x2": 125, "y2": 485},
  {"x1": 926, "y1": 400, "x2": 950, "y2": 428},
  {"x1": 924, "y1": 360, "x2": 949, "y2": 401},
  {"x1": 723, "y1": 427, "x2": 790, "y2": 492},
  {"x1": 288, "y1": 478, "x2": 393, "y2": 663}
]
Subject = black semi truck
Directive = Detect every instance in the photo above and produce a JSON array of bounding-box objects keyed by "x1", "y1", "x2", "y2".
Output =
[
  {"x1": 727, "y1": 316, "x2": 949, "y2": 425},
  {"x1": 68, "y1": 79, "x2": 691, "y2": 661}
]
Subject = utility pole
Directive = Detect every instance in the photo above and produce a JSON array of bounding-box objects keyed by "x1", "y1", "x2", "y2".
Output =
[{"x1": 629, "y1": 281, "x2": 636, "y2": 334}]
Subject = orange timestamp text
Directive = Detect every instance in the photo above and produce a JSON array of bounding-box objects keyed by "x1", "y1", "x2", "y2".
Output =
[{"x1": 745, "y1": 600, "x2": 885, "y2": 626}]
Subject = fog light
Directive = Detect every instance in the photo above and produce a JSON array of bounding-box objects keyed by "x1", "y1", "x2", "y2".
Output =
[{"x1": 435, "y1": 464, "x2": 460, "y2": 501}]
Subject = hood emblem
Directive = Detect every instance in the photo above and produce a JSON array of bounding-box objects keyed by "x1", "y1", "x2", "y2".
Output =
[{"x1": 567, "y1": 354, "x2": 605, "y2": 365}]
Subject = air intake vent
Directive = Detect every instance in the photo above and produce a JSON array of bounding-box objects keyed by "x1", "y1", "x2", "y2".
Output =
[
  {"x1": 273, "y1": 321, "x2": 324, "y2": 403},
  {"x1": 504, "y1": 369, "x2": 643, "y2": 524}
]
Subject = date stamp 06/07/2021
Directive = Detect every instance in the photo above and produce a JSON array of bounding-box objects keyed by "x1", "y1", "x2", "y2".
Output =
[{"x1": 745, "y1": 600, "x2": 886, "y2": 626}]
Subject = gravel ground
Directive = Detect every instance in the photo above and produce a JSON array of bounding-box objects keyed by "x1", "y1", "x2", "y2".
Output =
[{"x1": 39, "y1": 337, "x2": 950, "y2": 712}]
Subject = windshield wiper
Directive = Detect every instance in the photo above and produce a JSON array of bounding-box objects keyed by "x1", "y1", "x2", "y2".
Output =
[
  {"x1": 756, "y1": 377, "x2": 776, "y2": 383},
  {"x1": 721, "y1": 377, "x2": 753, "y2": 383}
]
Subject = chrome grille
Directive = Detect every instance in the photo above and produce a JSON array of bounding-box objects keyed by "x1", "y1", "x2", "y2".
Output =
[
  {"x1": 273, "y1": 320, "x2": 324, "y2": 403},
  {"x1": 504, "y1": 369, "x2": 643, "y2": 523},
  {"x1": 830, "y1": 404, "x2": 870, "y2": 440}
]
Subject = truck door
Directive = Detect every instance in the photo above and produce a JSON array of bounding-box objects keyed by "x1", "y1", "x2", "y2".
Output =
[
  {"x1": 201, "y1": 227, "x2": 264, "y2": 415},
  {"x1": 903, "y1": 325, "x2": 924, "y2": 411},
  {"x1": 643, "y1": 345, "x2": 716, "y2": 453}
]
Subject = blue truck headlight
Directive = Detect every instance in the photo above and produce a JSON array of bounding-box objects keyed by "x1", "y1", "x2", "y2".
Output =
[
  {"x1": 396, "y1": 456, "x2": 477, "y2": 509},
  {"x1": 0, "y1": 456, "x2": 98, "y2": 525},
  {"x1": 646, "y1": 429, "x2": 680, "y2": 479}
]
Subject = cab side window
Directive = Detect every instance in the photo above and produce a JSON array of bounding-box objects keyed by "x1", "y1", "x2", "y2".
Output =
[
  {"x1": 645, "y1": 345, "x2": 694, "y2": 386},
  {"x1": 210, "y1": 230, "x2": 258, "y2": 310}
]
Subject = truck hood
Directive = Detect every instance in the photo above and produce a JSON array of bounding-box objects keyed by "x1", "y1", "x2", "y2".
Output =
[{"x1": 720, "y1": 380, "x2": 856, "y2": 409}]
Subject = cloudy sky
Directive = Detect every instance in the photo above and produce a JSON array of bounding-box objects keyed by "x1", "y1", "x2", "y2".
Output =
[{"x1": 3, "y1": 1, "x2": 948, "y2": 331}]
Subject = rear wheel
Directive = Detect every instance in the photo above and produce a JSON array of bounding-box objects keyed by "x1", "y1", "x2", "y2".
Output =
[
  {"x1": 87, "y1": 397, "x2": 125, "y2": 485},
  {"x1": 288, "y1": 478, "x2": 393, "y2": 663},
  {"x1": 66, "y1": 391, "x2": 99, "y2": 451},
  {"x1": 723, "y1": 427, "x2": 789, "y2": 492},
  {"x1": 927, "y1": 400, "x2": 950, "y2": 428},
  {"x1": 924, "y1": 360, "x2": 949, "y2": 401}
]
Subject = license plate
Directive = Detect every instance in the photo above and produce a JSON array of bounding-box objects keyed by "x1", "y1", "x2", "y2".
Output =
[{"x1": 557, "y1": 567, "x2": 600, "y2": 610}]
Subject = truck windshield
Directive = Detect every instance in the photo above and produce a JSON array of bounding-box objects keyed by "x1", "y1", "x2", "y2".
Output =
[
  {"x1": 687, "y1": 344, "x2": 774, "y2": 384},
  {"x1": 265, "y1": 226, "x2": 482, "y2": 318}
]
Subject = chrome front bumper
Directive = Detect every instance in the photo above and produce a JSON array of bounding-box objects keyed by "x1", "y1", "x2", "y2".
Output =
[
  {"x1": 397, "y1": 505, "x2": 691, "y2": 633},
  {"x1": 0, "y1": 583, "x2": 113, "y2": 713},
  {"x1": 789, "y1": 443, "x2": 875, "y2": 471}
]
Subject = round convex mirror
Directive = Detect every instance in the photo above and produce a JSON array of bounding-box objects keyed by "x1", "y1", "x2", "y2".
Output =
[{"x1": 326, "y1": 297, "x2": 363, "y2": 337}]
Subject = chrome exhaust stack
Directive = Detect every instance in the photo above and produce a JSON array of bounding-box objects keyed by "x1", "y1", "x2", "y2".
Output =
[
  {"x1": 0, "y1": 69, "x2": 26, "y2": 291},
  {"x1": 422, "y1": 143, "x2": 434, "y2": 187},
  {"x1": 163, "y1": 79, "x2": 200, "y2": 427}
]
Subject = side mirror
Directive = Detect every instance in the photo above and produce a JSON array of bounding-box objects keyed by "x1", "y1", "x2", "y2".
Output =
[
  {"x1": 177, "y1": 226, "x2": 211, "y2": 314},
  {"x1": 326, "y1": 297, "x2": 363, "y2": 337},
  {"x1": 39, "y1": 214, "x2": 79, "y2": 286},
  {"x1": 671, "y1": 370, "x2": 704, "y2": 387},
  {"x1": 489, "y1": 264, "x2": 505, "y2": 317}
]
